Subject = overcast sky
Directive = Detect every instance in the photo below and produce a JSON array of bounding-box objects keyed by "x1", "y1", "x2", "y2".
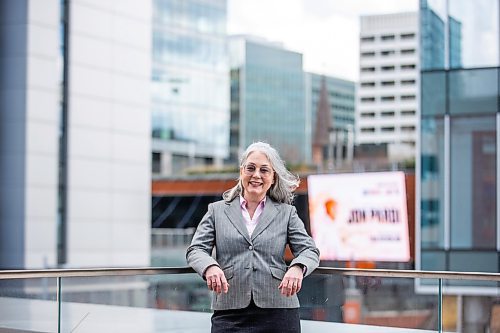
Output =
[{"x1": 227, "y1": 0, "x2": 418, "y2": 81}]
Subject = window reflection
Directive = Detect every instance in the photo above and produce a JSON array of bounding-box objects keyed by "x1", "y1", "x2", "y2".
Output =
[
  {"x1": 421, "y1": 117, "x2": 445, "y2": 249},
  {"x1": 450, "y1": 116, "x2": 496, "y2": 249},
  {"x1": 152, "y1": 0, "x2": 229, "y2": 163},
  {"x1": 421, "y1": 71, "x2": 446, "y2": 116},
  {"x1": 420, "y1": 0, "x2": 449, "y2": 70},
  {"x1": 449, "y1": 68, "x2": 499, "y2": 115},
  {"x1": 421, "y1": 0, "x2": 499, "y2": 70},
  {"x1": 449, "y1": 0, "x2": 499, "y2": 68}
]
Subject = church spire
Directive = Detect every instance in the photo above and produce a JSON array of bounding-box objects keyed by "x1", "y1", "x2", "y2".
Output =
[{"x1": 312, "y1": 76, "x2": 333, "y2": 168}]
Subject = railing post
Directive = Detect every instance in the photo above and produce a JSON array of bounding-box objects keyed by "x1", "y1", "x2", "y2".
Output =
[
  {"x1": 57, "y1": 277, "x2": 62, "y2": 333},
  {"x1": 438, "y1": 278, "x2": 443, "y2": 333}
]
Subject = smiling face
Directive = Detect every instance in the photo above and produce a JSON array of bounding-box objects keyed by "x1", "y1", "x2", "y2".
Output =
[{"x1": 240, "y1": 150, "x2": 275, "y2": 202}]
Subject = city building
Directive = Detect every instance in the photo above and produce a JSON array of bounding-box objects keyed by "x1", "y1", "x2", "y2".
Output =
[
  {"x1": 0, "y1": 0, "x2": 151, "y2": 268},
  {"x1": 305, "y1": 72, "x2": 355, "y2": 168},
  {"x1": 228, "y1": 36, "x2": 306, "y2": 164},
  {"x1": 151, "y1": 0, "x2": 229, "y2": 176},
  {"x1": 418, "y1": 0, "x2": 499, "y2": 327},
  {"x1": 357, "y1": 12, "x2": 419, "y2": 162}
]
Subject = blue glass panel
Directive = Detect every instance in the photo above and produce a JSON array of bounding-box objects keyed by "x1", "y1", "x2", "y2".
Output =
[
  {"x1": 448, "y1": 251, "x2": 498, "y2": 287},
  {"x1": 449, "y1": 68, "x2": 499, "y2": 115},
  {"x1": 421, "y1": 71, "x2": 446, "y2": 116},
  {"x1": 420, "y1": 0, "x2": 447, "y2": 70},
  {"x1": 421, "y1": 250, "x2": 446, "y2": 271},
  {"x1": 449, "y1": 0, "x2": 499, "y2": 68},
  {"x1": 421, "y1": 117, "x2": 446, "y2": 249},
  {"x1": 450, "y1": 115, "x2": 496, "y2": 249}
]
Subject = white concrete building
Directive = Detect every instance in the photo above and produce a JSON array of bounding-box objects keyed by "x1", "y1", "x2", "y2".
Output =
[
  {"x1": 356, "y1": 12, "x2": 419, "y2": 161},
  {"x1": 0, "y1": 0, "x2": 151, "y2": 268}
]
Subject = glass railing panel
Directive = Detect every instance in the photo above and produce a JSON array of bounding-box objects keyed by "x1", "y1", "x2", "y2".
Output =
[
  {"x1": 2, "y1": 269, "x2": 497, "y2": 333},
  {"x1": 299, "y1": 274, "x2": 441, "y2": 332},
  {"x1": 441, "y1": 278, "x2": 500, "y2": 333},
  {"x1": 0, "y1": 278, "x2": 59, "y2": 332},
  {"x1": 58, "y1": 273, "x2": 212, "y2": 332}
]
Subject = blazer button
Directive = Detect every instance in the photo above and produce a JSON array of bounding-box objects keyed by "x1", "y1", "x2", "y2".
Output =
[{"x1": 248, "y1": 245, "x2": 253, "y2": 250}]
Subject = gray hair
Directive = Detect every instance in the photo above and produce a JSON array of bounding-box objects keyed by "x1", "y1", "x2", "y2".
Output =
[{"x1": 223, "y1": 142, "x2": 300, "y2": 204}]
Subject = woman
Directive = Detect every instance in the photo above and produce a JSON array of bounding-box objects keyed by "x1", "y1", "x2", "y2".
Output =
[{"x1": 186, "y1": 142, "x2": 320, "y2": 333}]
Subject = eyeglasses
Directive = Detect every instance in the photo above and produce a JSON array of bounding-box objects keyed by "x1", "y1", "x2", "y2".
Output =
[{"x1": 242, "y1": 164, "x2": 274, "y2": 178}]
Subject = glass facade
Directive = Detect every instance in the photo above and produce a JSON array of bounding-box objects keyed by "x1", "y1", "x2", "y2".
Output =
[
  {"x1": 152, "y1": 0, "x2": 229, "y2": 173},
  {"x1": 421, "y1": 0, "x2": 499, "y2": 70},
  {"x1": 420, "y1": 116, "x2": 445, "y2": 249},
  {"x1": 419, "y1": 0, "x2": 500, "y2": 283},
  {"x1": 229, "y1": 38, "x2": 306, "y2": 164},
  {"x1": 306, "y1": 73, "x2": 355, "y2": 163},
  {"x1": 420, "y1": 0, "x2": 446, "y2": 70}
]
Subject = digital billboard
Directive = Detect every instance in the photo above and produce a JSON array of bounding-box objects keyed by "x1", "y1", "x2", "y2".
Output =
[{"x1": 307, "y1": 172, "x2": 410, "y2": 262}]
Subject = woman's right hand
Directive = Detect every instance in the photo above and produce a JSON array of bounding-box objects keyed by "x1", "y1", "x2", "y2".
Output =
[{"x1": 205, "y1": 265, "x2": 229, "y2": 294}]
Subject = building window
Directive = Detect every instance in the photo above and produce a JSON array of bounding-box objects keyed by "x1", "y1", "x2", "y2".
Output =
[
  {"x1": 401, "y1": 109, "x2": 416, "y2": 116},
  {"x1": 361, "y1": 97, "x2": 376, "y2": 102},
  {"x1": 381, "y1": 34, "x2": 395, "y2": 41},
  {"x1": 381, "y1": 50, "x2": 396, "y2": 56},
  {"x1": 361, "y1": 67, "x2": 376, "y2": 72},
  {"x1": 401, "y1": 64, "x2": 416, "y2": 70},
  {"x1": 360, "y1": 112, "x2": 376, "y2": 118},
  {"x1": 361, "y1": 127, "x2": 375, "y2": 133},
  {"x1": 402, "y1": 140, "x2": 416, "y2": 147},
  {"x1": 401, "y1": 48, "x2": 415, "y2": 55},
  {"x1": 381, "y1": 65, "x2": 395, "y2": 71},
  {"x1": 401, "y1": 125, "x2": 415, "y2": 132},
  {"x1": 450, "y1": 116, "x2": 496, "y2": 249},
  {"x1": 152, "y1": 152, "x2": 161, "y2": 173},
  {"x1": 381, "y1": 80, "x2": 395, "y2": 86},
  {"x1": 381, "y1": 126, "x2": 395, "y2": 132},
  {"x1": 361, "y1": 51, "x2": 376, "y2": 57},
  {"x1": 381, "y1": 96, "x2": 395, "y2": 101},
  {"x1": 401, "y1": 79, "x2": 416, "y2": 85},
  {"x1": 421, "y1": 117, "x2": 446, "y2": 249},
  {"x1": 400, "y1": 33, "x2": 415, "y2": 40},
  {"x1": 361, "y1": 36, "x2": 375, "y2": 42},
  {"x1": 381, "y1": 111, "x2": 395, "y2": 117},
  {"x1": 361, "y1": 81, "x2": 376, "y2": 87},
  {"x1": 401, "y1": 95, "x2": 416, "y2": 100}
]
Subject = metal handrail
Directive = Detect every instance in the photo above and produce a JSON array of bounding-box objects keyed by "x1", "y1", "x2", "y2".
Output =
[{"x1": 1, "y1": 266, "x2": 500, "y2": 281}]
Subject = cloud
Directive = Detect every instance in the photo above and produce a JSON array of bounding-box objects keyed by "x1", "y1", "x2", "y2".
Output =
[{"x1": 228, "y1": 0, "x2": 418, "y2": 81}]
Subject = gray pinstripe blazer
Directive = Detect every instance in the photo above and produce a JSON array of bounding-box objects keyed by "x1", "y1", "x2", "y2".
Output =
[{"x1": 186, "y1": 197, "x2": 320, "y2": 310}]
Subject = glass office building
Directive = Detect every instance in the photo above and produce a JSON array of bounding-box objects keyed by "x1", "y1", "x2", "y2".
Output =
[
  {"x1": 152, "y1": 0, "x2": 229, "y2": 175},
  {"x1": 418, "y1": 0, "x2": 500, "y2": 292},
  {"x1": 229, "y1": 36, "x2": 306, "y2": 164},
  {"x1": 305, "y1": 73, "x2": 355, "y2": 164}
]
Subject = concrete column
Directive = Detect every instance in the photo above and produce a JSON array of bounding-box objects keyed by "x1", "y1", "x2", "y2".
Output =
[
  {"x1": 462, "y1": 296, "x2": 491, "y2": 333},
  {"x1": 161, "y1": 152, "x2": 172, "y2": 176}
]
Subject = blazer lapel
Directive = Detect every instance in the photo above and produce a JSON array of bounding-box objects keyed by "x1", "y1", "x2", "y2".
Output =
[
  {"x1": 224, "y1": 199, "x2": 252, "y2": 244},
  {"x1": 251, "y1": 198, "x2": 279, "y2": 241}
]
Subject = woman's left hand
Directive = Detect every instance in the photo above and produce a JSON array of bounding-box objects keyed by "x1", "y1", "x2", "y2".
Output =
[{"x1": 278, "y1": 265, "x2": 304, "y2": 297}]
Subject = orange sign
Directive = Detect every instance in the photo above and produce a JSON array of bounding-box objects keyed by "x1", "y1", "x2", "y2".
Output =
[{"x1": 343, "y1": 299, "x2": 361, "y2": 324}]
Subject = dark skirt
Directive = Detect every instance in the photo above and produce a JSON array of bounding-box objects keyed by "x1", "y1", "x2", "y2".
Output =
[{"x1": 211, "y1": 299, "x2": 300, "y2": 333}]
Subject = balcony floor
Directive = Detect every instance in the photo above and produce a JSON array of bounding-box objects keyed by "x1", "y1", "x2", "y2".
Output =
[{"x1": 0, "y1": 297, "x2": 440, "y2": 333}]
